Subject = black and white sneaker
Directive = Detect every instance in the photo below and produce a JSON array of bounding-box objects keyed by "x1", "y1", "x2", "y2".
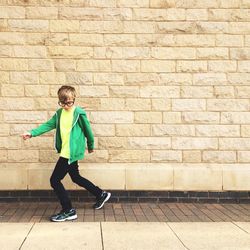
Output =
[
  {"x1": 93, "y1": 191, "x2": 111, "y2": 210},
  {"x1": 50, "y1": 208, "x2": 77, "y2": 222}
]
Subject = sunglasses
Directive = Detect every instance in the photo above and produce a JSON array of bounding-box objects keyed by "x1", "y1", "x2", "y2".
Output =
[{"x1": 58, "y1": 100, "x2": 75, "y2": 107}]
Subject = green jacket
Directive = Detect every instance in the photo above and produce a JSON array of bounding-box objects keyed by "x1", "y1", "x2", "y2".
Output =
[{"x1": 30, "y1": 106, "x2": 94, "y2": 164}]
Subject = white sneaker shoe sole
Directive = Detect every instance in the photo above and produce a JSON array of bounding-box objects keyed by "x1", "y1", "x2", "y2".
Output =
[
  {"x1": 51, "y1": 214, "x2": 78, "y2": 222},
  {"x1": 95, "y1": 192, "x2": 111, "y2": 210}
]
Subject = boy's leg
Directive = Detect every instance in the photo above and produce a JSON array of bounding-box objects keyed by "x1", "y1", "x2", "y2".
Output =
[
  {"x1": 68, "y1": 161, "x2": 103, "y2": 198},
  {"x1": 50, "y1": 157, "x2": 72, "y2": 211}
]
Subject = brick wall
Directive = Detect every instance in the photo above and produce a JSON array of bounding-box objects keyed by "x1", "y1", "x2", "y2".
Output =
[{"x1": 0, "y1": 0, "x2": 250, "y2": 191}]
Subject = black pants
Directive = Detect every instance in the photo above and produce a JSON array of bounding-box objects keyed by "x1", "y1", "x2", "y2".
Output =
[{"x1": 50, "y1": 157, "x2": 103, "y2": 211}]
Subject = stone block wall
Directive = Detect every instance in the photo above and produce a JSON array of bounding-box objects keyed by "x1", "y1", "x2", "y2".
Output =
[{"x1": 0, "y1": 0, "x2": 250, "y2": 191}]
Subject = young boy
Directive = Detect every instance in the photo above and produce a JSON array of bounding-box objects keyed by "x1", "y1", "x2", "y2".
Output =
[{"x1": 22, "y1": 85, "x2": 111, "y2": 222}]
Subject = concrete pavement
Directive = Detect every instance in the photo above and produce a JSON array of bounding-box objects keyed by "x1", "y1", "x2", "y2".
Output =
[{"x1": 1, "y1": 222, "x2": 250, "y2": 250}]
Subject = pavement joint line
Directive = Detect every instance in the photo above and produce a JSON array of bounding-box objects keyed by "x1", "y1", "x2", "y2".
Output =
[
  {"x1": 231, "y1": 221, "x2": 249, "y2": 235},
  {"x1": 165, "y1": 222, "x2": 190, "y2": 250},
  {"x1": 19, "y1": 222, "x2": 35, "y2": 250},
  {"x1": 100, "y1": 222, "x2": 104, "y2": 250}
]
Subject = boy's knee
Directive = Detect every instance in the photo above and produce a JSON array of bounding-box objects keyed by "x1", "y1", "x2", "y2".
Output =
[{"x1": 50, "y1": 176, "x2": 60, "y2": 188}]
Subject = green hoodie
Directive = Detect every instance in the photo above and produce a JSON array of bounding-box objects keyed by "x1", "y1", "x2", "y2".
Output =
[{"x1": 30, "y1": 106, "x2": 94, "y2": 164}]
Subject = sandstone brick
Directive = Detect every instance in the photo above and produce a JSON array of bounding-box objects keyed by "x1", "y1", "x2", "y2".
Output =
[
  {"x1": 10, "y1": 124, "x2": 37, "y2": 136},
  {"x1": 84, "y1": 150, "x2": 109, "y2": 163},
  {"x1": 98, "y1": 137, "x2": 127, "y2": 149},
  {"x1": 125, "y1": 98, "x2": 151, "y2": 111},
  {"x1": 103, "y1": 8, "x2": 132, "y2": 20},
  {"x1": 110, "y1": 86, "x2": 139, "y2": 97},
  {"x1": 128, "y1": 137, "x2": 171, "y2": 149},
  {"x1": 140, "y1": 86, "x2": 179, "y2": 98},
  {"x1": 34, "y1": 98, "x2": 62, "y2": 111},
  {"x1": 13, "y1": 46, "x2": 46, "y2": 58},
  {"x1": 44, "y1": 33, "x2": 69, "y2": 46},
  {"x1": 26, "y1": 33, "x2": 49, "y2": 46},
  {"x1": 124, "y1": 21, "x2": 155, "y2": 33},
  {"x1": 0, "y1": 72, "x2": 9, "y2": 84},
  {"x1": 228, "y1": 73, "x2": 250, "y2": 85},
  {"x1": 1, "y1": 84, "x2": 24, "y2": 97},
  {"x1": 156, "y1": 21, "x2": 196, "y2": 34},
  {"x1": 3, "y1": 111, "x2": 47, "y2": 123},
  {"x1": 177, "y1": 61, "x2": 207, "y2": 72},
  {"x1": 77, "y1": 59, "x2": 111, "y2": 71},
  {"x1": 229, "y1": 22, "x2": 250, "y2": 34},
  {"x1": 92, "y1": 124, "x2": 115, "y2": 136},
  {"x1": 25, "y1": 85, "x2": 50, "y2": 97},
  {"x1": 219, "y1": 138, "x2": 250, "y2": 150},
  {"x1": 0, "y1": 137, "x2": 21, "y2": 149},
  {"x1": 230, "y1": 48, "x2": 250, "y2": 60},
  {"x1": 50, "y1": 20, "x2": 79, "y2": 32},
  {"x1": 220, "y1": 0, "x2": 239, "y2": 8},
  {"x1": 216, "y1": 35, "x2": 244, "y2": 47},
  {"x1": 39, "y1": 150, "x2": 58, "y2": 163},
  {"x1": 238, "y1": 61, "x2": 250, "y2": 72},
  {"x1": 183, "y1": 151, "x2": 201, "y2": 163},
  {"x1": 0, "y1": 32, "x2": 26, "y2": 45},
  {"x1": 77, "y1": 98, "x2": 101, "y2": 111},
  {"x1": 196, "y1": 22, "x2": 229, "y2": 33},
  {"x1": 186, "y1": 9, "x2": 208, "y2": 20},
  {"x1": 80, "y1": 21, "x2": 123, "y2": 33},
  {"x1": 172, "y1": 99, "x2": 206, "y2": 111},
  {"x1": 9, "y1": 20, "x2": 49, "y2": 32},
  {"x1": 0, "y1": 59, "x2": 28, "y2": 70},
  {"x1": 112, "y1": 60, "x2": 140, "y2": 72},
  {"x1": 221, "y1": 112, "x2": 250, "y2": 124},
  {"x1": 241, "y1": 0, "x2": 250, "y2": 8},
  {"x1": 207, "y1": 99, "x2": 249, "y2": 111},
  {"x1": 173, "y1": 137, "x2": 218, "y2": 150},
  {"x1": 235, "y1": 86, "x2": 250, "y2": 98},
  {"x1": 65, "y1": 72, "x2": 92, "y2": 85},
  {"x1": 94, "y1": 47, "x2": 123, "y2": 59},
  {"x1": 116, "y1": 124, "x2": 150, "y2": 136},
  {"x1": 10, "y1": 72, "x2": 39, "y2": 84},
  {"x1": 151, "y1": 150, "x2": 182, "y2": 162},
  {"x1": 208, "y1": 60, "x2": 237, "y2": 72},
  {"x1": 69, "y1": 34, "x2": 104, "y2": 46},
  {"x1": 238, "y1": 151, "x2": 250, "y2": 163},
  {"x1": 133, "y1": 8, "x2": 168, "y2": 21},
  {"x1": 0, "y1": 150, "x2": 7, "y2": 162},
  {"x1": 193, "y1": 73, "x2": 227, "y2": 85},
  {"x1": 40, "y1": 72, "x2": 66, "y2": 84},
  {"x1": 100, "y1": 98, "x2": 125, "y2": 110},
  {"x1": 197, "y1": 48, "x2": 229, "y2": 59},
  {"x1": 79, "y1": 86, "x2": 109, "y2": 97},
  {"x1": 135, "y1": 112, "x2": 162, "y2": 124},
  {"x1": 151, "y1": 47, "x2": 196, "y2": 59},
  {"x1": 214, "y1": 86, "x2": 235, "y2": 98},
  {"x1": 26, "y1": 7, "x2": 58, "y2": 19},
  {"x1": 152, "y1": 124, "x2": 195, "y2": 137},
  {"x1": 196, "y1": 125, "x2": 240, "y2": 137},
  {"x1": 181, "y1": 86, "x2": 213, "y2": 98},
  {"x1": 182, "y1": 112, "x2": 220, "y2": 124},
  {"x1": 109, "y1": 150, "x2": 150, "y2": 163},
  {"x1": 0, "y1": 98, "x2": 35, "y2": 110},
  {"x1": 90, "y1": 111, "x2": 133, "y2": 124},
  {"x1": 94, "y1": 73, "x2": 123, "y2": 85},
  {"x1": 163, "y1": 112, "x2": 182, "y2": 124},
  {"x1": 246, "y1": 36, "x2": 250, "y2": 46},
  {"x1": 159, "y1": 73, "x2": 192, "y2": 85},
  {"x1": 0, "y1": 6, "x2": 25, "y2": 18},
  {"x1": 29, "y1": 59, "x2": 54, "y2": 71},
  {"x1": 8, "y1": 150, "x2": 39, "y2": 162},
  {"x1": 59, "y1": 7, "x2": 102, "y2": 20},
  {"x1": 136, "y1": 34, "x2": 175, "y2": 46},
  {"x1": 54, "y1": 59, "x2": 76, "y2": 71},
  {"x1": 241, "y1": 125, "x2": 250, "y2": 137},
  {"x1": 0, "y1": 45, "x2": 12, "y2": 57},
  {"x1": 125, "y1": 73, "x2": 159, "y2": 86},
  {"x1": 104, "y1": 34, "x2": 136, "y2": 46},
  {"x1": 0, "y1": 124, "x2": 10, "y2": 136},
  {"x1": 152, "y1": 99, "x2": 171, "y2": 111}
]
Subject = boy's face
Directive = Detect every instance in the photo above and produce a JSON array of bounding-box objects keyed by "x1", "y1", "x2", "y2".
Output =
[{"x1": 58, "y1": 96, "x2": 75, "y2": 111}]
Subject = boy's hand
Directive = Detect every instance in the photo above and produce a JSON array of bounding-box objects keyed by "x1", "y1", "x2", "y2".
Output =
[
  {"x1": 21, "y1": 132, "x2": 32, "y2": 140},
  {"x1": 88, "y1": 149, "x2": 94, "y2": 153}
]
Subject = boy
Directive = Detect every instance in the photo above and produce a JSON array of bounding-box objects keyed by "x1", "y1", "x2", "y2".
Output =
[{"x1": 22, "y1": 85, "x2": 111, "y2": 222}]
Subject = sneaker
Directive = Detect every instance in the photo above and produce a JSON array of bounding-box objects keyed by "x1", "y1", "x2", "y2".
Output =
[
  {"x1": 50, "y1": 208, "x2": 77, "y2": 222},
  {"x1": 93, "y1": 191, "x2": 111, "y2": 210}
]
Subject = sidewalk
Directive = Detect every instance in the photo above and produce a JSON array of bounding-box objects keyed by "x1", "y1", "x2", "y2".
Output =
[{"x1": 0, "y1": 202, "x2": 250, "y2": 249}]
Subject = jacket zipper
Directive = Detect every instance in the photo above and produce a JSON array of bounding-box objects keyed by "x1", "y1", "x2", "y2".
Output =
[{"x1": 68, "y1": 113, "x2": 80, "y2": 165}]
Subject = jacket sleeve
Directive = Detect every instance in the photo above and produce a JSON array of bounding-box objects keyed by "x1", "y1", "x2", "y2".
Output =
[
  {"x1": 79, "y1": 113, "x2": 94, "y2": 150},
  {"x1": 30, "y1": 113, "x2": 57, "y2": 137}
]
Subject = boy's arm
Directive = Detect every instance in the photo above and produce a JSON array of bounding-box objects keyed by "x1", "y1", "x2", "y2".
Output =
[
  {"x1": 30, "y1": 113, "x2": 57, "y2": 137},
  {"x1": 79, "y1": 113, "x2": 94, "y2": 150}
]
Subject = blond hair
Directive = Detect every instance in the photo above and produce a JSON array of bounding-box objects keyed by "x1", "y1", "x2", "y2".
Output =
[{"x1": 57, "y1": 85, "x2": 76, "y2": 102}]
